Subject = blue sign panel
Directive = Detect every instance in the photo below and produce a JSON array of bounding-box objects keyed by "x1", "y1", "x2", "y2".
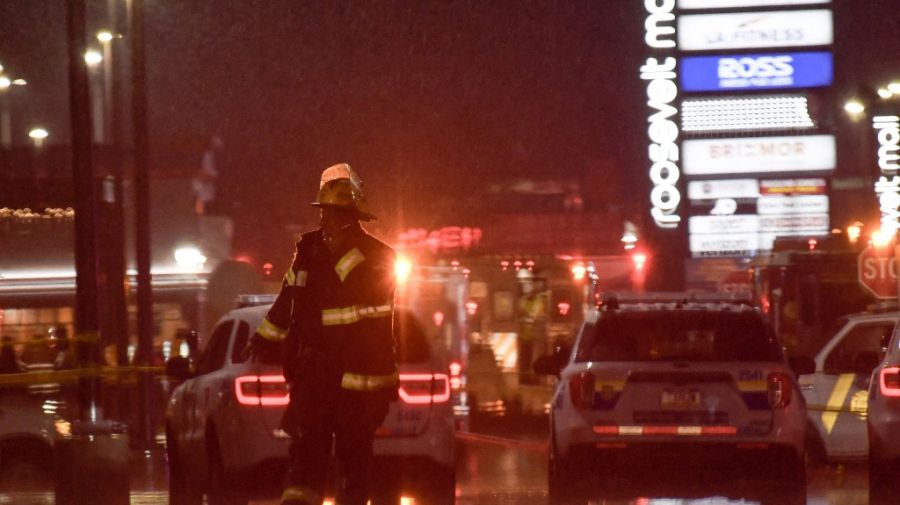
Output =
[{"x1": 681, "y1": 52, "x2": 833, "y2": 92}]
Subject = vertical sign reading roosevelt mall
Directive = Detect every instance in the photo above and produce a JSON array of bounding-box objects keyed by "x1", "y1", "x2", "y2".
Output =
[{"x1": 641, "y1": 0, "x2": 681, "y2": 229}]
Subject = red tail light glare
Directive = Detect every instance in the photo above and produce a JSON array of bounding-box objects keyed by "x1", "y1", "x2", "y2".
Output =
[
  {"x1": 880, "y1": 366, "x2": 900, "y2": 397},
  {"x1": 399, "y1": 373, "x2": 451, "y2": 404},
  {"x1": 235, "y1": 375, "x2": 290, "y2": 406},
  {"x1": 569, "y1": 372, "x2": 595, "y2": 408},
  {"x1": 767, "y1": 372, "x2": 792, "y2": 408}
]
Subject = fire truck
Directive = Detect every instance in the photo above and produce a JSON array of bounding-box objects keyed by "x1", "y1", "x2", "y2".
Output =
[
  {"x1": 394, "y1": 250, "x2": 646, "y2": 420},
  {"x1": 751, "y1": 233, "x2": 876, "y2": 357}
]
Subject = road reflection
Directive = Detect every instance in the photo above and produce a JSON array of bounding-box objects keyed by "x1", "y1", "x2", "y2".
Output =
[{"x1": 0, "y1": 435, "x2": 872, "y2": 505}]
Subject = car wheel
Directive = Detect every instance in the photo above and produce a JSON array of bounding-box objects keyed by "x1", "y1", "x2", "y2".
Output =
[
  {"x1": 423, "y1": 465, "x2": 455, "y2": 505},
  {"x1": 206, "y1": 430, "x2": 249, "y2": 505},
  {"x1": 869, "y1": 444, "x2": 898, "y2": 505},
  {"x1": 804, "y1": 423, "x2": 827, "y2": 469},
  {"x1": 762, "y1": 456, "x2": 806, "y2": 505},
  {"x1": 166, "y1": 430, "x2": 202, "y2": 505},
  {"x1": 547, "y1": 451, "x2": 580, "y2": 505}
]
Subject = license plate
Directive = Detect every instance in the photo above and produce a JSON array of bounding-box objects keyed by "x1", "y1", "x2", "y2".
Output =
[{"x1": 661, "y1": 390, "x2": 701, "y2": 407}]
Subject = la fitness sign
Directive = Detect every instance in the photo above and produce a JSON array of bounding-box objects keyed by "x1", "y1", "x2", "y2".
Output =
[
  {"x1": 641, "y1": 0, "x2": 681, "y2": 229},
  {"x1": 874, "y1": 115, "x2": 900, "y2": 234}
]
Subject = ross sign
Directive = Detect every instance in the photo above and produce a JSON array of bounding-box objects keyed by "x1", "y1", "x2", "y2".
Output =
[
  {"x1": 681, "y1": 95, "x2": 815, "y2": 133},
  {"x1": 757, "y1": 195, "x2": 829, "y2": 215},
  {"x1": 678, "y1": 10, "x2": 833, "y2": 51},
  {"x1": 641, "y1": 0, "x2": 681, "y2": 229},
  {"x1": 681, "y1": 52, "x2": 833, "y2": 92},
  {"x1": 678, "y1": 0, "x2": 829, "y2": 8},
  {"x1": 858, "y1": 247, "x2": 898, "y2": 300},
  {"x1": 874, "y1": 115, "x2": 900, "y2": 234},
  {"x1": 688, "y1": 179, "x2": 760, "y2": 201},
  {"x1": 683, "y1": 135, "x2": 836, "y2": 175}
]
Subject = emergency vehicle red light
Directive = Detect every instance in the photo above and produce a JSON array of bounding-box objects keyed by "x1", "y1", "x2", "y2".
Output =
[
  {"x1": 235, "y1": 375, "x2": 290, "y2": 406},
  {"x1": 880, "y1": 367, "x2": 900, "y2": 397},
  {"x1": 399, "y1": 373, "x2": 451, "y2": 404}
]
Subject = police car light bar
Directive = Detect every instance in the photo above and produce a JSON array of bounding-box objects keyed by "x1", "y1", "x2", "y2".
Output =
[{"x1": 235, "y1": 294, "x2": 278, "y2": 308}]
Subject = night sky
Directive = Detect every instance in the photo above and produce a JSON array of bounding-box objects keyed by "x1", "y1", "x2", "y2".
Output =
[{"x1": 0, "y1": 0, "x2": 898, "y2": 260}]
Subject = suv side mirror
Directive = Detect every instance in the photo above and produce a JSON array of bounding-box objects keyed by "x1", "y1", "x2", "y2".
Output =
[
  {"x1": 165, "y1": 356, "x2": 193, "y2": 380},
  {"x1": 788, "y1": 355, "x2": 816, "y2": 376},
  {"x1": 533, "y1": 355, "x2": 560, "y2": 376}
]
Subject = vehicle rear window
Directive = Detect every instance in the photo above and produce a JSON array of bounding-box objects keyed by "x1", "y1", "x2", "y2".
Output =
[{"x1": 576, "y1": 311, "x2": 782, "y2": 363}]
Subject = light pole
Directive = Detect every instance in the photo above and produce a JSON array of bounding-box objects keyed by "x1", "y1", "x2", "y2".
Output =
[
  {"x1": 96, "y1": 30, "x2": 119, "y2": 145},
  {"x1": 0, "y1": 68, "x2": 28, "y2": 148},
  {"x1": 84, "y1": 49, "x2": 105, "y2": 143}
]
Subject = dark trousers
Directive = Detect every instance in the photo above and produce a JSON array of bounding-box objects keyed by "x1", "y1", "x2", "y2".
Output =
[{"x1": 283, "y1": 387, "x2": 390, "y2": 505}]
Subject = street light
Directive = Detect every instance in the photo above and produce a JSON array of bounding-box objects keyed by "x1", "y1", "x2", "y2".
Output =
[
  {"x1": 0, "y1": 65, "x2": 28, "y2": 148},
  {"x1": 844, "y1": 99, "x2": 866, "y2": 117},
  {"x1": 96, "y1": 30, "x2": 114, "y2": 43},
  {"x1": 84, "y1": 49, "x2": 103, "y2": 67},
  {"x1": 889, "y1": 82, "x2": 900, "y2": 95},
  {"x1": 95, "y1": 29, "x2": 121, "y2": 145},
  {"x1": 28, "y1": 127, "x2": 49, "y2": 148}
]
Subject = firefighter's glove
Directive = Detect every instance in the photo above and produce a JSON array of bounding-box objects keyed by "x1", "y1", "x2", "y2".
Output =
[{"x1": 244, "y1": 333, "x2": 282, "y2": 362}]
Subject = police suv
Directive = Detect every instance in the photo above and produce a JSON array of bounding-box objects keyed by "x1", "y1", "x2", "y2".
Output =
[
  {"x1": 164, "y1": 296, "x2": 456, "y2": 505},
  {"x1": 534, "y1": 293, "x2": 807, "y2": 505},
  {"x1": 866, "y1": 316, "x2": 900, "y2": 505},
  {"x1": 797, "y1": 310, "x2": 900, "y2": 463}
]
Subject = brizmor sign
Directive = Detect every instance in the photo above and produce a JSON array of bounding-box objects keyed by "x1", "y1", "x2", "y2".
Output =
[{"x1": 397, "y1": 227, "x2": 483, "y2": 254}]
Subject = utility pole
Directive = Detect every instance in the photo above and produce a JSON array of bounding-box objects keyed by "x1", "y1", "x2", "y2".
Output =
[
  {"x1": 68, "y1": 0, "x2": 101, "y2": 422},
  {"x1": 56, "y1": 2, "x2": 130, "y2": 504},
  {"x1": 129, "y1": 0, "x2": 155, "y2": 448}
]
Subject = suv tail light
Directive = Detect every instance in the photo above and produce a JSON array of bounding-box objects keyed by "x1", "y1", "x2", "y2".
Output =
[
  {"x1": 569, "y1": 372, "x2": 595, "y2": 409},
  {"x1": 767, "y1": 372, "x2": 792, "y2": 408},
  {"x1": 235, "y1": 375, "x2": 290, "y2": 406},
  {"x1": 880, "y1": 367, "x2": 900, "y2": 397},
  {"x1": 399, "y1": 373, "x2": 451, "y2": 404}
]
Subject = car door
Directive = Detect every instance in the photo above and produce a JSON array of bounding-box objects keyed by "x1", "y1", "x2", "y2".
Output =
[
  {"x1": 183, "y1": 320, "x2": 235, "y2": 466},
  {"x1": 806, "y1": 318, "x2": 894, "y2": 458}
]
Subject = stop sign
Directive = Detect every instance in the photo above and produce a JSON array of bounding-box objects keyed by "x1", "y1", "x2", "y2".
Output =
[{"x1": 858, "y1": 247, "x2": 899, "y2": 299}]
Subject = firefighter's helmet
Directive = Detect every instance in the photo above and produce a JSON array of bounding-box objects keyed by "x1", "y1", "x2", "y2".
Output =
[{"x1": 311, "y1": 163, "x2": 375, "y2": 221}]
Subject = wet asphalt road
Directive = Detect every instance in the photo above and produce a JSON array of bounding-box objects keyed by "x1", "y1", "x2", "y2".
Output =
[{"x1": 0, "y1": 428, "x2": 872, "y2": 505}]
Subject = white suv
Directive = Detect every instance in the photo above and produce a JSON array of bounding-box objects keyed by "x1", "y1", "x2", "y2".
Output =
[
  {"x1": 535, "y1": 293, "x2": 807, "y2": 505},
  {"x1": 164, "y1": 299, "x2": 456, "y2": 505},
  {"x1": 797, "y1": 310, "x2": 900, "y2": 463},
  {"x1": 865, "y1": 316, "x2": 900, "y2": 505}
]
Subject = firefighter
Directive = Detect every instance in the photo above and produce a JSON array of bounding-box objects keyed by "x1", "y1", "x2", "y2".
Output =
[{"x1": 247, "y1": 163, "x2": 397, "y2": 505}]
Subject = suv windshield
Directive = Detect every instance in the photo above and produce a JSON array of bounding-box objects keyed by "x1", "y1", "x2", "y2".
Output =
[{"x1": 576, "y1": 310, "x2": 782, "y2": 363}]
